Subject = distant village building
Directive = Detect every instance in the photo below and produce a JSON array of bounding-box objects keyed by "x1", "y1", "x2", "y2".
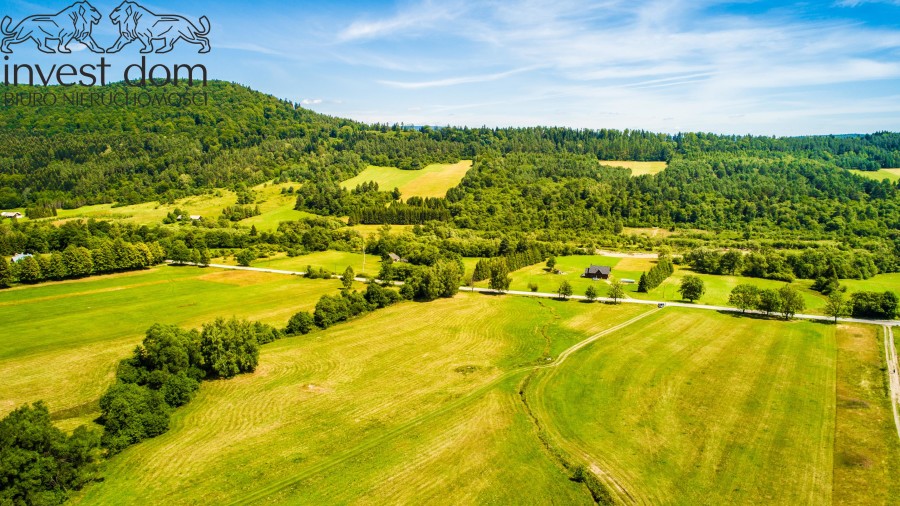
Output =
[
  {"x1": 582, "y1": 265, "x2": 611, "y2": 280},
  {"x1": 388, "y1": 252, "x2": 407, "y2": 263},
  {"x1": 176, "y1": 215, "x2": 202, "y2": 221},
  {"x1": 1, "y1": 212, "x2": 23, "y2": 219},
  {"x1": 11, "y1": 253, "x2": 33, "y2": 263}
]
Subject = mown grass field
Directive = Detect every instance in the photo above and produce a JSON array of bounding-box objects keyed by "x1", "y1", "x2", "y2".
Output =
[
  {"x1": 3, "y1": 265, "x2": 897, "y2": 504},
  {"x1": 849, "y1": 168, "x2": 900, "y2": 183},
  {"x1": 71, "y1": 294, "x2": 649, "y2": 504},
  {"x1": 341, "y1": 161, "x2": 473, "y2": 199},
  {"x1": 599, "y1": 160, "x2": 668, "y2": 176},
  {"x1": 0, "y1": 265, "x2": 346, "y2": 428},
  {"x1": 530, "y1": 308, "x2": 900, "y2": 504}
]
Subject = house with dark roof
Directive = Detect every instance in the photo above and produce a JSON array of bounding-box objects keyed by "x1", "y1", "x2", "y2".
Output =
[
  {"x1": 388, "y1": 252, "x2": 407, "y2": 263},
  {"x1": 582, "y1": 265, "x2": 611, "y2": 280}
]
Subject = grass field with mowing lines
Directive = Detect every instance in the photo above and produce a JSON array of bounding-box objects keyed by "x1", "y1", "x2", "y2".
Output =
[
  {"x1": 531, "y1": 309, "x2": 843, "y2": 504},
  {"x1": 0, "y1": 265, "x2": 345, "y2": 425},
  {"x1": 849, "y1": 168, "x2": 900, "y2": 182},
  {"x1": 832, "y1": 324, "x2": 900, "y2": 505},
  {"x1": 599, "y1": 160, "x2": 668, "y2": 176},
  {"x1": 341, "y1": 161, "x2": 473, "y2": 199},
  {"x1": 71, "y1": 295, "x2": 648, "y2": 504}
]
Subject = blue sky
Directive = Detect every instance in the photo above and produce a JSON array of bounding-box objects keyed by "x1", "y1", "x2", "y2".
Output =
[{"x1": 5, "y1": 0, "x2": 900, "y2": 135}]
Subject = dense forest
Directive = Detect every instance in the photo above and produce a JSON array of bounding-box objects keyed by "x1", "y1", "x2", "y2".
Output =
[{"x1": 2, "y1": 81, "x2": 900, "y2": 270}]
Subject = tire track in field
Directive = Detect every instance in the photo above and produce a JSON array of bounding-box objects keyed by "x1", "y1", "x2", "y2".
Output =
[
  {"x1": 884, "y1": 326, "x2": 900, "y2": 441},
  {"x1": 227, "y1": 308, "x2": 659, "y2": 505}
]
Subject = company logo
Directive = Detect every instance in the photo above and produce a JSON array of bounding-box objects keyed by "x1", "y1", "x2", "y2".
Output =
[
  {"x1": 107, "y1": 2, "x2": 210, "y2": 54},
  {"x1": 1, "y1": 2, "x2": 212, "y2": 107},
  {"x1": 1, "y1": 2, "x2": 104, "y2": 54},
  {"x1": 1, "y1": 1, "x2": 210, "y2": 54}
]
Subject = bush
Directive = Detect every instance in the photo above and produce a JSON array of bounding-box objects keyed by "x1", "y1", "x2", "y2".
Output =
[
  {"x1": 198, "y1": 317, "x2": 261, "y2": 378},
  {"x1": 850, "y1": 291, "x2": 899, "y2": 319},
  {"x1": 286, "y1": 311, "x2": 315, "y2": 335},
  {"x1": 99, "y1": 383, "x2": 171, "y2": 454}
]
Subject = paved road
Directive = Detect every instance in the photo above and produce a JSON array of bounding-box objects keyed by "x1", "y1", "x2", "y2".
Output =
[{"x1": 169, "y1": 261, "x2": 899, "y2": 327}]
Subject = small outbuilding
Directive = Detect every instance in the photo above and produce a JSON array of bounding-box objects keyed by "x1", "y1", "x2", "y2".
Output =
[
  {"x1": 582, "y1": 265, "x2": 611, "y2": 280},
  {"x1": 1, "y1": 212, "x2": 23, "y2": 219},
  {"x1": 388, "y1": 252, "x2": 407, "y2": 263},
  {"x1": 11, "y1": 253, "x2": 33, "y2": 263}
]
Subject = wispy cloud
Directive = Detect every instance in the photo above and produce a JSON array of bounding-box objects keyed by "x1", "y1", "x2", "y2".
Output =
[
  {"x1": 378, "y1": 66, "x2": 541, "y2": 89},
  {"x1": 338, "y1": 0, "x2": 465, "y2": 41}
]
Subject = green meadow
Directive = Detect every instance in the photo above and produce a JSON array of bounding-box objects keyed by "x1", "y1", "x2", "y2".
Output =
[
  {"x1": 0, "y1": 265, "x2": 347, "y2": 429},
  {"x1": 341, "y1": 161, "x2": 473, "y2": 199}
]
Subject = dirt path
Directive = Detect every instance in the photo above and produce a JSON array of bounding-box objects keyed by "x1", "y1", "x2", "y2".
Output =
[{"x1": 885, "y1": 326, "x2": 900, "y2": 441}]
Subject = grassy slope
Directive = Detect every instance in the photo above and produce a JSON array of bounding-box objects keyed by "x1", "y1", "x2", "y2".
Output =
[
  {"x1": 599, "y1": 160, "x2": 668, "y2": 176},
  {"x1": 0, "y1": 266, "x2": 346, "y2": 426},
  {"x1": 532, "y1": 309, "x2": 839, "y2": 504},
  {"x1": 340, "y1": 161, "x2": 473, "y2": 199},
  {"x1": 73, "y1": 295, "x2": 649, "y2": 504},
  {"x1": 848, "y1": 168, "x2": 900, "y2": 183},
  {"x1": 6, "y1": 181, "x2": 309, "y2": 232}
]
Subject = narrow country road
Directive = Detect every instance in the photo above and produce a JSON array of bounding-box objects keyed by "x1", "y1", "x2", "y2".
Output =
[
  {"x1": 170, "y1": 261, "x2": 900, "y2": 327},
  {"x1": 885, "y1": 326, "x2": 900, "y2": 441}
]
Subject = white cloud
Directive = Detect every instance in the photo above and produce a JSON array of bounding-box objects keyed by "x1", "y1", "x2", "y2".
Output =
[
  {"x1": 301, "y1": 99, "x2": 323, "y2": 105},
  {"x1": 338, "y1": 0, "x2": 464, "y2": 41},
  {"x1": 378, "y1": 66, "x2": 541, "y2": 89}
]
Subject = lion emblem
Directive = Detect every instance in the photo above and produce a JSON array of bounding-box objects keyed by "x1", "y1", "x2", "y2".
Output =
[
  {"x1": 1, "y1": 1, "x2": 104, "y2": 54},
  {"x1": 107, "y1": 1, "x2": 210, "y2": 54}
]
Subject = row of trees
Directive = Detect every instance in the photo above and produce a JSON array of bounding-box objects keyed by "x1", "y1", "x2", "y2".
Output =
[
  {"x1": 100, "y1": 318, "x2": 279, "y2": 454},
  {"x1": 0, "y1": 240, "x2": 166, "y2": 288},
  {"x1": 684, "y1": 246, "x2": 881, "y2": 282},
  {"x1": 727, "y1": 284, "x2": 808, "y2": 319},
  {"x1": 637, "y1": 256, "x2": 674, "y2": 292}
]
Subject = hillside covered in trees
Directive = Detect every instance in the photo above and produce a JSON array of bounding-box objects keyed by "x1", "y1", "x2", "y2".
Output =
[{"x1": 2, "y1": 82, "x2": 899, "y2": 258}]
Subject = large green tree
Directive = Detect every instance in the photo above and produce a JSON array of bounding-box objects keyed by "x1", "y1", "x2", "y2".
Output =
[{"x1": 679, "y1": 276, "x2": 705, "y2": 303}]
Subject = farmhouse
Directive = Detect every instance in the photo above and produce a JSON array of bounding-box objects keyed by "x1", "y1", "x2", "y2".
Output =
[
  {"x1": 11, "y1": 253, "x2": 33, "y2": 263},
  {"x1": 1, "y1": 212, "x2": 22, "y2": 219},
  {"x1": 388, "y1": 252, "x2": 407, "y2": 263},
  {"x1": 582, "y1": 265, "x2": 611, "y2": 280}
]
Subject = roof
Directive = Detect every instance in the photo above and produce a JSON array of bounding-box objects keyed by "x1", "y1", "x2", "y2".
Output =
[
  {"x1": 1, "y1": 212, "x2": 22, "y2": 218},
  {"x1": 190, "y1": 215, "x2": 202, "y2": 220},
  {"x1": 388, "y1": 252, "x2": 405, "y2": 262},
  {"x1": 584, "y1": 265, "x2": 611, "y2": 275},
  {"x1": 11, "y1": 253, "x2": 33, "y2": 262}
]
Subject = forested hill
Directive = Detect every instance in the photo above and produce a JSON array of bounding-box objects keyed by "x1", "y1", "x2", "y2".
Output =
[{"x1": 1, "y1": 81, "x2": 900, "y2": 244}]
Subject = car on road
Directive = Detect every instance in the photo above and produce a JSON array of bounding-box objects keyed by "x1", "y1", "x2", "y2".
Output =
[{"x1": 657, "y1": 303, "x2": 666, "y2": 308}]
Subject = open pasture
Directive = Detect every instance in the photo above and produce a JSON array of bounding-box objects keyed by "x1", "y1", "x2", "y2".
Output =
[
  {"x1": 599, "y1": 160, "x2": 668, "y2": 176},
  {"x1": 341, "y1": 160, "x2": 473, "y2": 199},
  {"x1": 0, "y1": 265, "x2": 344, "y2": 425}
]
